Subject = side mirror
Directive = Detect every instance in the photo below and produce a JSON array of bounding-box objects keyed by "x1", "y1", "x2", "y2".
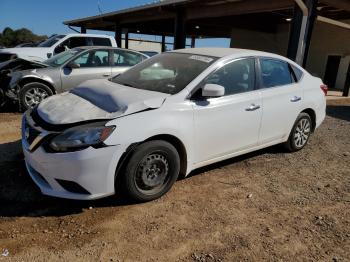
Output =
[
  {"x1": 202, "y1": 83, "x2": 225, "y2": 98},
  {"x1": 66, "y1": 62, "x2": 80, "y2": 69},
  {"x1": 47, "y1": 53, "x2": 52, "y2": 59}
]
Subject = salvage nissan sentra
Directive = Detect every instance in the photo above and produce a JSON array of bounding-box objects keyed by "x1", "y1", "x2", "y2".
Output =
[{"x1": 22, "y1": 48, "x2": 327, "y2": 202}]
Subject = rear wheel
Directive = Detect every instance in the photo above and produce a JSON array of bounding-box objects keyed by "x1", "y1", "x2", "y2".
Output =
[
  {"x1": 19, "y1": 82, "x2": 53, "y2": 111},
  {"x1": 284, "y1": 112, "x2": 312, "y2": 152},
  {"x1": 121, "y1": 140, "x2": 180, "y2": 202}
]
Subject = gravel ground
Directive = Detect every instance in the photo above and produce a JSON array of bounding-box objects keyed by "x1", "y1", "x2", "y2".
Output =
[{"x1": 0, "y1": 99, "x2": 349, "y2": 261}]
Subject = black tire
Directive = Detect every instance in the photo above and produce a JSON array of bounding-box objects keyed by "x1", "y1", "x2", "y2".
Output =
[
  {"x1": 19, "y1": 82, "x2": 53, "y2": 111},
  {"x1": 121, "y1": 140, "x2": 180, "y2": 202},
  {"x1": 284, "y1": 112, "x2": 312, "y2": 152}
]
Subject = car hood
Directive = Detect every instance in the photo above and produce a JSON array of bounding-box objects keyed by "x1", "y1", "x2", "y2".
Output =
[
  {"x1": 0, "y1": 58, "x2": 48, "y2": 74},
  {"x1": 0, "y1": 47, "x2": 51, "y2": 61},
  {"x1": 37, "y1": 79, "x2": 170, "y2": 125}
]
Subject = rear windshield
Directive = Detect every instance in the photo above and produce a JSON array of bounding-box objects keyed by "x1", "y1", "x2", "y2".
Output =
[
  {"x1": 111, "y1": 52, "x2": 217, "y2": 94},
  {"x1": 90, "y1": 37, "x2": 112, "y2": 46},
  {"x1": 38, "y1": 35, "x2": 65, "y2": 47}
]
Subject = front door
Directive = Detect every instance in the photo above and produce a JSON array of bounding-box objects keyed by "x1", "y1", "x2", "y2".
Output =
[
  {"x1": 192, "y1": 58, "x2": 262, "y2": 164},
  {"x1": 61, "y1": 49, "x2": 111, "y2": 91}
]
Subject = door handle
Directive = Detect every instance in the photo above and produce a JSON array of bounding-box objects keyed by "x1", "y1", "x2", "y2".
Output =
[
  {"x1": 290, "y1": 96, "x2": 301, "y2": 102},
  {"x1": 245, "y1": 104, "x2": 260, "y2": 111}
]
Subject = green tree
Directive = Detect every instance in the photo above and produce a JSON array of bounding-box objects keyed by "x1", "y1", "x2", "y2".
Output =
[{"x1": 0, "y1": 27, "x2": 47, "y2": 47}]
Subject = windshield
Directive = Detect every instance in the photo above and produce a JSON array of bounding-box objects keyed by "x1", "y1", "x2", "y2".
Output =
[
  {"x1": 111, "y1": 52, "x2": 217, "y2": 94},
  {"x1": 44, "y1": 48, "x2": 81, "y2": 67},
  {"x1": 38, "y1": 35, "x2": 65, "y2": 47}
]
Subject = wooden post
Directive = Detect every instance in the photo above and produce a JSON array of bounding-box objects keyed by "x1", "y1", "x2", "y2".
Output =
[
  {"x1": 191, "y1": 36, "x2": 195, "y2": 48},
  {"x1": 114, "y1": 24, "x2": 122, "y2": 48},
  {"x1": 174, "y1": 11, "x2": 186, "y2": 49},
  {"x1": 125, "y1": 31, "x2": 129, "y2": 49},
  {"x1": 161, "y1": 35, "x2": 166, "y2": 52}
]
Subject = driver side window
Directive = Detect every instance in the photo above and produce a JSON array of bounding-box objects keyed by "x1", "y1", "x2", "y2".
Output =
[{"x1": 205, "y1": 58, "x2": 256, "y2": 96}]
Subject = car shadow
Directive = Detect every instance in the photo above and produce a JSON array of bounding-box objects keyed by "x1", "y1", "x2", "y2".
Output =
[
  {"x1": 326, "y1": 105, "x2": 350, "y2": 122},
  {"x1": 0, "y1": 102, "x2": 20, "y2": 113},
  {"x1": 0, "y1": 139, "x2": 284, "y2": 218},
  {"x1": 0, "y1": 139, "x2": 134, "y2": 217},
  {"x1": 185, "y1": 145, "x2": 285, "y2": 179}
]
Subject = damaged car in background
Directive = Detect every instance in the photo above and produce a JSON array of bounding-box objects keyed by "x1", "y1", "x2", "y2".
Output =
[
  {"x1": 22, "y1": 48, "x2": 327, "y2": 202},
  {"x1": 0, "y1": 58, "x2": 47, "y2": 107},
  {"x1": 1, "y1": 46, "x2": 148, "y2": 110}
]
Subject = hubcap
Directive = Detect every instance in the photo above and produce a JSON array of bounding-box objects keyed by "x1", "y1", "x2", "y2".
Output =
[
  {"x1": 24, "y1": 87, "x2": 49, "y2": 108},
  {"x1": 294, "y1": 118, "x2": 311, "y2": 148},
  {"x1": 135, "y1": 153, "x2": 169, "y2": 194}
]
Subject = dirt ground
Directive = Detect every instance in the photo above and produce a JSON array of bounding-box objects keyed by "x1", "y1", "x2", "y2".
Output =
[{"x1": 0, "y1": 99, "x2": 349, "y2": 262}]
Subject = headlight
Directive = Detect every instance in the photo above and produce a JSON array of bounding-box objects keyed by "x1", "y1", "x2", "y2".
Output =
[{"x1": 49, "y1": 125, "x2": 115, "y2": 152}]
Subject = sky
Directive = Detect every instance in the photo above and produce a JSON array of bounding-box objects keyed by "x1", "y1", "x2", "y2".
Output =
[{"x1": 0, "y1": 0, "x2": 229, "y2": 48}]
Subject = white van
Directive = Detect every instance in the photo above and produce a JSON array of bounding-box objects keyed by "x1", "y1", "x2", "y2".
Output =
[{"x1": 0, "y1": 34, "x2": 117, "y2": 62}]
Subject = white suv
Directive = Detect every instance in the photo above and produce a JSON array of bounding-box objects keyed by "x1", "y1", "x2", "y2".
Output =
[
  {"x1": 0, "y1": 34, "x2": 117, "y2": 62},
  {"x1": 22, "y1": 48, "x2": 327, "y2": 202}
]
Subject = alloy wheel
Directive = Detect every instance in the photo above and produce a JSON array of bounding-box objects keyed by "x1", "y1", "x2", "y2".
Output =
[
  {"x1": 294, "y1": 118, "x2": 311, "y2": 148},
  {"x1": 24, "y1": 87, "x2": 49, "y2": 108}
]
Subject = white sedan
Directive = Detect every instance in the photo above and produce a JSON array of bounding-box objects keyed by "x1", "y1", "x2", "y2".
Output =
[{"x1": 22, "y1": 48, "x2": 327, "y2": 201}]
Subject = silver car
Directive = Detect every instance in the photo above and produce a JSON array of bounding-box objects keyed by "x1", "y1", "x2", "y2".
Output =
[{"x1": 6, "y1": 46, "x2": 148, "y2": 110}]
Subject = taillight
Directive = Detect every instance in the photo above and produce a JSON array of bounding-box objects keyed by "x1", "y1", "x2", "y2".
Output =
[{"x1": 320, "y1": 84, "x2": 328, "y2": 96}]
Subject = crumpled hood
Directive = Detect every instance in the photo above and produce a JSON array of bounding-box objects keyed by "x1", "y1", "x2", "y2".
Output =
[
  {"x1": 37, "y1": 79, "x2": 170, "y2": 125},
  {"x1": 0, "y1": 47, "x2": 51, "y2": 61},
  {"x1": 0, "y1": 58, "x2": 47, "y2": 74}
]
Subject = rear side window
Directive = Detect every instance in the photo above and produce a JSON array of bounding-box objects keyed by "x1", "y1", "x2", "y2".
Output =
[
  {"x1": 91, "y1": 37, "x2": 112, "y2": 46},
  {"x1": 113, "y1": 50, "x2": 145, "y2": 67},
  {"x1": 291, "y1": 64, "x2": 304, "y2": 82},
  {"x1": 68, "y1": 37, "x2": 88, "y2": 48},
  {"x1": 259, "y1": 59, "x2": 293, "y2": 88}
]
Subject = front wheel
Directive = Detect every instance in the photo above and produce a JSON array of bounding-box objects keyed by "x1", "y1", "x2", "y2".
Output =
[
  {"x1": 19, "y1": 82, "x2": 53, "y2": 111},
  {"x1": 284, "y1": 112, "x2": 312, "y2": 152},
  {"x1": 121, "y1": 140, "x2": 180, "y2": 202}
]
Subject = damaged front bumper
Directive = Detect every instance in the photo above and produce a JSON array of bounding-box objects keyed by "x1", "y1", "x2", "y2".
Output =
[{"x1": 22, "y1": 111, "x2": 128, "y2": 200}]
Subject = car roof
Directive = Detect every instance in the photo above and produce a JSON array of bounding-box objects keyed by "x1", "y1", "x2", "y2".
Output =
[
  {"x1": 72, "y1": 46, "x2": 149, "y2": 56},
  {"x1": 62, "y1": 33, "x2": 114, "y2": 38},
  {"x1": 172, "y1": 47, "x2": 287, "y2": 60}
]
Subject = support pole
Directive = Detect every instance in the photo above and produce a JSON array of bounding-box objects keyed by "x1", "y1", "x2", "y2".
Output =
[
  {"x1": 191, "y1": 36, "x2": 196, "y2": 48},
  {"x1": 161, "y1": 35, "x2": 166, "y2": 52},
  {"x1": 81, "y1": 26, "x2": 86, "y2": 34},
  {"x1": 287, "y1": 0, "x2": 318, "y2": 66},
  {"x1": 125, "y1": 31, "x2": 129, "y2": 49},
  {"x1": 174, "y1": 11, "x2": 186, "y2": 49},
  {"x1": 114, "y1": 25, "x2": 122, "y2": 48}
]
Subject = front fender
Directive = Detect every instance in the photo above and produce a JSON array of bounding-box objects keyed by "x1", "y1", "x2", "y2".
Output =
[{"x1": 104, "y1": 102, "x2": 195, "y2": 172}]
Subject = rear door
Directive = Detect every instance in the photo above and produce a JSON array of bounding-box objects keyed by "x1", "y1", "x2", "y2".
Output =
[
  {"x1": 61, "y1": 49, "x2": 111, "y2": 91},
  {"x1": 258, "y1": 58, "x2": 303, "y2": 145}
]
